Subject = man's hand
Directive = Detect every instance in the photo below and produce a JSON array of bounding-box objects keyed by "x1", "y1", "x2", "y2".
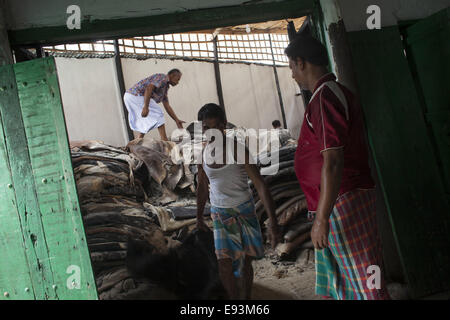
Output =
[
  {"x1": 141, "y1": 106, "x2": 149, "y2": 117},
  {"x1": 268, "y1": 222, "x2": 282, "y2": 249},
  {"x1": 311, "y1": 218, "x2": 329, "y2": 249},
  {"x1": 176, "y1": 119, "x2": 186, "y2": 129},
  {"x1": 196, "y1": 219, "x2": 210, "y2": 232}
]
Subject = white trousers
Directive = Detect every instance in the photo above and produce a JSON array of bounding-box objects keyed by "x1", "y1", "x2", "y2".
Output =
[{"x1": 123, "y1": 93, "x2": 165, "y2": 134}]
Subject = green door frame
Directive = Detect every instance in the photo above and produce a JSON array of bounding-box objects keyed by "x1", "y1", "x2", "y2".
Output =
[
  {"x1": 0, "y1": 57, "x2": 98, "y2": 300},
  {"x1": 8, "y1": 0, "x2": 315, "y2": 47},
  {"x1": 1, "y1": 0, "x2": 318, "y2": 300}
]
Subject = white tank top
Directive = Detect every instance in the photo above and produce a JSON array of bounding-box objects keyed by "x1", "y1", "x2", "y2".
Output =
[{"x1": 202, "y1": 140, "x2": 252, "y2": 208}]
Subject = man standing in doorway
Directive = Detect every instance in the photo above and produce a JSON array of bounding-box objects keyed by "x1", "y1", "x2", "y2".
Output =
[
  {"x1": 285, "y1": 35, "x2": 390, "y2": 300},
  {"x1": 123, "y1": 69, "x2": 185, "y2": 141}
]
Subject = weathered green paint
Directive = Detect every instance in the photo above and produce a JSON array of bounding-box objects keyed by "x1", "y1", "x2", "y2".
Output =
[
  {"x1": 8, "y1": 0, "x2": 314, "y2": 47},
  {"x1": 348, "y1": 26, "x2": 450, "y2": 298},
  {"x1": 405, "y1": 8, "x2": 450, "y2": 194},
  {"x1": 14, "y1": 57, "x2": 98, "y2": 299},
  {"x1": 0, "y1": 66, "x2": 35, "y2": 299},
  {"x1": 0, "y1": 64, "x2": 56, "y2": 299},
  {"x1": 0, "y1": 57, "x2": 97, "y2": 300},
  {"x1": 312, "y1": 0, "x2": 336, "y2": 73},
  {"x1": 310, "y1": 1, "x2": 334, "y2": 73}
]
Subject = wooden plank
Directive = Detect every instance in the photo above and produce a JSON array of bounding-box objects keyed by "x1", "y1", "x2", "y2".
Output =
[
  {"x1": 405, "y1": 8, "x2": 450, "y2": 193},
  {"x1": 268, "y1": 34, "x2": 287, "y2": 128},
  {"x1": 212, "y1": 36, "x2": 226, "y2": 114},
  {"x1": 113, "y1": 39, "x2": 134, "y2": 142},
  {"x1": 347, "y1": 27, "x2": 450, "y2": 298},
  {"x1": 13, "y1": 57, "x2": 98, "y2": 300},
  {"x1": 0, "y1": 65, "x2": 35, "y2": 300},
  {"x1": 8, "y1": 0, "x2": 313, "y2": 47},
  {"x1": 0, "y1": 64, "x2": 55, "y2": 300}
]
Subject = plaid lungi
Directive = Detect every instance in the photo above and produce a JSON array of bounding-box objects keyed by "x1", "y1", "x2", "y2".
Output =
[
  {"x1": 211, "y1": 198, "x2": 264, "y2": 277},
  {"x1": 314, "y1": 188, "x2": 390, "y2": 300}
]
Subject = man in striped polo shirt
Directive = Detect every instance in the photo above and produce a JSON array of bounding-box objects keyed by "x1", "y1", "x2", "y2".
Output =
[{"x1": 285, "y1": 35, "x2": 390, "y2": 300}]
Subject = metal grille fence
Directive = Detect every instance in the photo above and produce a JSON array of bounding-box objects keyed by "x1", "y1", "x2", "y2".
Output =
[{"x1": 44, "y1": 32, "x2": 290, "y2": 66}]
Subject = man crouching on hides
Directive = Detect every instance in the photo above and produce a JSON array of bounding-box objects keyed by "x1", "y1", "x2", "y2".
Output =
[
  {"x1": 123, "y1": 69, "x2": 185, "y2": 141},
  {"x1": 195, "y1": 103, "x2": 282, "y2": 300}
]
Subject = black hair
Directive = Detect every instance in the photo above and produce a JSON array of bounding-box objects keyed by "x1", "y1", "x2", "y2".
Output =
[
  {"x1": 168, "y1": 68, "x2": 182, "y2": 75},
  {"x1": 284, "y1": 35, "x2": 329, "y2": 66},
  {"x1": 197, "y1": 103, "x2": 226, "y2": 124},
  {"x1": 272, "y1": 120, "x2": 281, "y2": 128}
]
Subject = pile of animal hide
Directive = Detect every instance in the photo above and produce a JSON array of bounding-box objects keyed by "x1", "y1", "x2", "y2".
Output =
[
  {"x1": 70, "y1": 129, "x2": 307, "y2": 299},
  {"x1": 251, "y1": 144, "x2": 313, "y2": 259},
  {"x1": 225, "y1": 126, "x2": 297, "y2": 155},
  {"x1": 71, "y1": 140, "x2": 214, "y2": 299},
  {"x1": 126, "y1": 138, "x2": 196, "y2": 205}
]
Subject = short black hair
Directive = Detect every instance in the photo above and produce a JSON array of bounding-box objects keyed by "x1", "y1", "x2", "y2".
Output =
[
  {"x1": 284, "y1": 35, "x2": 329, "y2": 66},
  {"x1": 197, "y1": 103, "x2": 226, "y2": 124},
  {"x1": 272, "y1": 120, "x2": 281, "y2": 128},
  {"x1": 168, "y1": 68, "x2": 182, "y2": 75}
]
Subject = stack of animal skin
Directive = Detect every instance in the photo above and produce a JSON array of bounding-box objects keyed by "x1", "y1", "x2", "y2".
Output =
[
  {"x1": 252, "y1": 144, "x2": 314, "y2": 259},
  {"x1": 71, "y1": 140, "x2": 217, "y2": 299},
  {"x1": 70, "y1": 129, "x2": 308, "y2": 299}
]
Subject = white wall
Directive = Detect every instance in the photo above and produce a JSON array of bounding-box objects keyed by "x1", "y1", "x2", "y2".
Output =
[
  {"x1": 55, "y1": 56, "x2": 303, "y2": 146},
  {"x1": 277, "y1": 67, "x2": 304, "y2": 139},
  {"x1": 221, "y1": 63, "x2": 303, "y2": 139},
  {"x1": 338, "y1": 0, "x2": 450, "y2": 32},
  {"x1": 55, "y1": 57, "x2": 129, "y2": 146},
  {"x1": 221, "y1": 63, "x2": 279, "y2": 130}
]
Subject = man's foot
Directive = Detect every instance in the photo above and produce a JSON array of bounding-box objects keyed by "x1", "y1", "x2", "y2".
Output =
[{"x1": 126, "y1": 137, "x2": 144, "y2": 148}]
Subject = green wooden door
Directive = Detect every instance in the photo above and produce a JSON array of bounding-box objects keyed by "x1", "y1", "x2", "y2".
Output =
[
  {"x1": 0, "y1": 57, "x2": 97, "y2": 300},
  {"x1": 405, "y1": 8, "x2": 450, "y2": 195},
  {"x1": 348, "y1": 26, "x2": 450, "y2": 298}
]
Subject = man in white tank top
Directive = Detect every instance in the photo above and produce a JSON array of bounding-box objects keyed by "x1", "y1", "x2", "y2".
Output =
[{"x1": 196, "y1": 103, "x2": 282, "y2": 300}]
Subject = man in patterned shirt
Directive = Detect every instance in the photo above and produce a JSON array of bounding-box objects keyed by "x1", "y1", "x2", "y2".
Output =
[{"x1": 123, "y1": 69, "x2": 185, "y2": 141}]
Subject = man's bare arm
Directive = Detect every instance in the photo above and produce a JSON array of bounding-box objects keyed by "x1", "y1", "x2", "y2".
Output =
[
  {"x1": 243, "y1": 148, "x2": 281, "y2": 248},
  {"x1": 142, "y1": 84, "x2": 155, "y2": 117},
  {"x1": 196, "y1": 164, "x2": 210, "y2": 230},
  {"x1": 316, "y1": 148, "x2": 344, "y2": 221},
  {"x1": 162, "y1": 100, "x2": 185, "y2": 128},
  {"x1": 311, "y1": 148, "x2": 344, "y2": 249}
]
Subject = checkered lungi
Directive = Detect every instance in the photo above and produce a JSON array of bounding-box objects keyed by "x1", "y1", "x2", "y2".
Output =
[
  {"x1": 314, "y1": 188, "x2": 390, "y2": 300},
  {"x1": 211, "y1": 198, "x2": 264, "y2": 277}
]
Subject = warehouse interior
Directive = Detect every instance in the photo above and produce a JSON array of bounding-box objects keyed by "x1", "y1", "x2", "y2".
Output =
[
  {"x1": 0, "y1": 0, "x2": 449, "y2": 301},
  {"x1": 43, "y1": 19, "x2": 305, "y2": 146}
]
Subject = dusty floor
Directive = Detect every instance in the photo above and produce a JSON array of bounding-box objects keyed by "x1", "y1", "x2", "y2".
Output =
[
  {"x1": 251, "y1": 247, "x2": 323, "y2": 300},
  {"x1": 250, "y1": 248, "x2": 412, "y2": 300}
]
